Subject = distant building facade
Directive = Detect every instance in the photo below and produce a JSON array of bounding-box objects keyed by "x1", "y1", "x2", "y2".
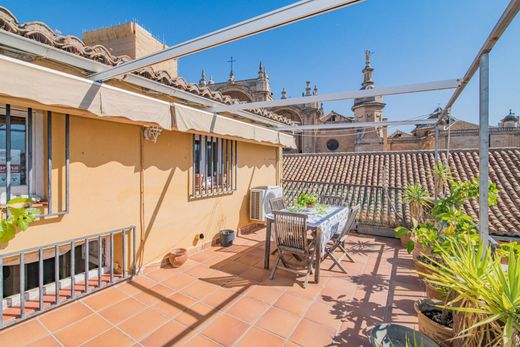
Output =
[
  {"x1": 207, "y1": 51, "x2": 520, "y2": 153},
  {"x1": 82, "y1": 22, "x2": 519, "y2": 153}
]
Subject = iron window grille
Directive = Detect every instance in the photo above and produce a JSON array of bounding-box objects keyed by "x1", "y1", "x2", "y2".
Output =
[{"x1": 192, "y1": 134, "x2": 237, "y2": 197}]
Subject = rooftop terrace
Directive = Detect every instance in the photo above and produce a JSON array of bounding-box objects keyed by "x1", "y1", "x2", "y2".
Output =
[{"x1": 0, "y1": 228, "x2": 423, "y2": 346}]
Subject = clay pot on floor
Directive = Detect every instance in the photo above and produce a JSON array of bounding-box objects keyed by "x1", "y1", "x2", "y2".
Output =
[
  {"x1": 415, "y1": 299, "x2": 454, "y2": 347},
  {"x1": 168, "y1": 248, "x2": 188, "y2": 268},
  {"x1": 400, "y1": 234, "x2": 411, "y2": 248},
  {"x1": 425, "y1": 282, "x2": 445, "y2": 301}
]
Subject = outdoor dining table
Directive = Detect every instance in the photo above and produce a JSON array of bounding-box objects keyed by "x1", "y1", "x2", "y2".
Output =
[{"x1": 264, "y1": 205, "x2": 350, "y2": 284}]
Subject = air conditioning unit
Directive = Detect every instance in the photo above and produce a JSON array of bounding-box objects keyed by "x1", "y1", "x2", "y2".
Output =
[{"x1": 250, "y1": 186, "x2": 283, "y2": 222}]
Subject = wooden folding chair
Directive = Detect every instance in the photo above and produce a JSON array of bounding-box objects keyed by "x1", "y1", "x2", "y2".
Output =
[
  {"x1": 320, "y1": 195, "x2": 343, "y2": 206},
  {"x1": 323, "y1": 205, "x2": 360, "y2": 273},
  {"x1": 270, "y1": 211, "x2": 315, "y2": 288},
  {"x1": 269, "y1": 196, "x2": 285, "y2": 212}
]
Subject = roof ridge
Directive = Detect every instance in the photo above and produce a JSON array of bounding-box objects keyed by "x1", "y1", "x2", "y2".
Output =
[{"x1": 283, "y1": 147, "x2": 519, "y2": 157}]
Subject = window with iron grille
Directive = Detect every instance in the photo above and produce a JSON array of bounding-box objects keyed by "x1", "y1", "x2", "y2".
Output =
[{"x1": 192, "y1": 135, "x2": 237, "y2": 196}]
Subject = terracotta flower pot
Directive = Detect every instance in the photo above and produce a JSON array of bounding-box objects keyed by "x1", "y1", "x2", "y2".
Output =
[
  {"x1": 415, "y1": 299, "x2": 454, "y2": 347},
  {"x1": 168, "y1": 248, "x2": 188, "y2": 268},
  {"x1": 400, "y1": 234, "x2": 411, "y2": 248},
  {"x1": 415, "y1": 259, "x2": 432, "y2": 279},
  {"x1": 425, "y1": 282, "x2": 444, "y2": 301}
]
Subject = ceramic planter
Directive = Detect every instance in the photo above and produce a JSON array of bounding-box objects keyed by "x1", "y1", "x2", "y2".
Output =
[
  {"x1": 415, "y1": 299, "x2": 454, "y2": 347},
  {"x1": 168, "y1": 248, "x2": 188, "y2": 268}
]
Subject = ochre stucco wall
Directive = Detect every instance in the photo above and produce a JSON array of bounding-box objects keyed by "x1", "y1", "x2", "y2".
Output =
[{"x1": 0, "y1": 110, "x2": 279, "y2": 268}]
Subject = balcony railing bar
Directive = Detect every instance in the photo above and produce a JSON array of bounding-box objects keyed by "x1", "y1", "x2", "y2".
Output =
[{"x1": 0, "y1": 225, "x2": 136, "y2": 329}]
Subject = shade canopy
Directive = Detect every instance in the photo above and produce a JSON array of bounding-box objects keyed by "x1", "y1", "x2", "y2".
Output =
[{"x1": 0, "y1": 55, "x2": 295, "y2": 148}]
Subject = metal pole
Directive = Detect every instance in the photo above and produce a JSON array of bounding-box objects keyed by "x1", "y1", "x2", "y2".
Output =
[
  {"x1": 47, "y1": 111, "x2": 52, "y2": 214},
  {"x1": 6, "y1": 104, "x2": 11, "y2": 204},
  {"x1": 479, "y1": 53, "x2": 490, "y2": 253},
  {"x1": 27, "y1": 108, "x2": 33, "y2": 198},
  {"x1": 434, "y1": 126, "x2": 439, "y2": 163}
]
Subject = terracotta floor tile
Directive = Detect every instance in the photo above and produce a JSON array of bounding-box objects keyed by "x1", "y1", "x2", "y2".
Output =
[
  {"x1": 82, "y1": 286, "x2": 128, "y2": 311},
  {"x1": 39, "y1": 301, "x2": 94, "y2": 332},
  {"x1": 290, "y1": 318, "x2": 337, "y2": 347},
  {"x1": 175, "y1": 302, "x2": 216, "y2": 327},
  {"x1": 180, "y1": 280, "x2": 218, "y2": 300},
  {"x1": 274, "y1": 292, "x2": 312, "y2": 316},
  {"x1": 202, "y1": 314, "x2": 249, "y2": 346},
  {"x1": 304, "y1": 301, "x2": 342, "y2": 330},
  {"x1": 184, "y1": 264, "x2": 212, "y2": 278},
  {"x1": 236, "y1": 327, "x2": 285, "y2": 347},
  {"x1": 227, "y1": 296, "x2": 269, "y2": 323},
  {"x1": 165, "y1": 292, "x2": 197, "y2": 310},
  {"x1": 82, "y1": 328, "x2": 135, "y2": 347},
  {"x1": 133, "y1": 284, "x2": 174, "y2": 306},
  {"x1": 145, "y1": 267, "x2": 180, "y2": 283},
  {"x1": 285, "y1": 281, "x2": 323, "y2": 300},
  {"x1": 0, "y1": 319, "x2": 49, "y2": 345},
  {"x1": 255, "y1": 307, "x2": 301, "y2": 338},
  {"x1": 243, "y1": 285, "x2": 284, "y2": 304},
  {"x1": 26, "y1": 335, "x2": 61, "y2": 347},
  {"x1": 184, "y1": 334, "x2": 221, "y2": 347},
  {"x1": 202, "y1": 286, "x2": 239, "y2": 308},
  {"x1": 118, "y1": 307, "x2": 170, "y2": 341},
  {"x1": 54, "y1": 314, "x2": 112, "y2": 346},
  {"x1": 99, "y1": 297, "x2": 147, "y2": 324},
  {"x1": 214, "y1": 261, "x2": 250, "y2": 275},
  {"x1": 117, "y1": 277, "x2": 157, "y2": 296},
  {"x1": 140, "y1": 320, "x2": 192, "y2": 347},
  {"x1": 160, "y1": 273, "x2": 196, "y2": 290},
  {"x1": 239, "y1": 267, "x2": 270, "y2": 283}
]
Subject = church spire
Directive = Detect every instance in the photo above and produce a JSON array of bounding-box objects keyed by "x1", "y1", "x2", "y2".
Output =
[
  {"x1": 361, "y1": 49, "x2": 375, "y2": 90},
  {"x1": 313, "y1": 85, "x2": 318, "y2": 96},
  {"x1": 281, "y1": 87, "x2": 287, "y2": 99},
  {"x1": 305, "y1": 81, "x2": 311, "y2": 96},
  {"x1": 199, "y1": 69, "x2": 207, "y2": 87}
]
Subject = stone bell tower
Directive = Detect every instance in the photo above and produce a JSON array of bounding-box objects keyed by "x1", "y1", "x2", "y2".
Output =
[{"x1": 352, "y1": 50, "x2": 387, "y2": 152}]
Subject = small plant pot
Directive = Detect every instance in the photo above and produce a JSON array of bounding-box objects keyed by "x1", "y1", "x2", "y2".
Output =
[
  {"x1": 415, "y1": 260, "x2": 432, "y2": 279},
  {"x1": 425, "y1": 282, "x2": 445, "y2": 301},
  {"x1": 369, "y1": 323, "x2": 439, "y2": 347},
  {"x1": 306, "y1": 203, "x2": 315, "y2": 208},
  {"x1": 400, "y1": 234, "x2": 411, "y2": 248},
  {"x1": 415, "y1": 299, "x2": 454, "y2": 347},
  {"x1": 220, "y1": 229, "x2": 235, "y2": 247},
  {"x1": 168, "y1": 248, "x2": 188, "y2": 268}
]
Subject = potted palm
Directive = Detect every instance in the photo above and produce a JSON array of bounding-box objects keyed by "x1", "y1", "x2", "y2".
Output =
[
  {"x1": 403, "y1": 183, "x2": 432, "y2": 224},
  {"x1": 420, "y1": 239, "x2": 520, "y2": 347},
  {"x1": 432, "y1": 162, "x2": 452, "y2": 198}
]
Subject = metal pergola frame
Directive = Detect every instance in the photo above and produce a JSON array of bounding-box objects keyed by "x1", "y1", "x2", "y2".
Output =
[{"x1": 88, "y1": 0, "x2": 365, "y2": 81}]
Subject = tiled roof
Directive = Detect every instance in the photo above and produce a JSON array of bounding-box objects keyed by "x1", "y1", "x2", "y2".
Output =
[
  {"x1": 0, "y1": 6, "x2": 293, "y2": 126},
  {"x1": 282, "y1": 148, "x2": 520, "y2": 238}
]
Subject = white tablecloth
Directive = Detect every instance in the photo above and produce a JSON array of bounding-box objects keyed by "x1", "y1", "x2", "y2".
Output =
[{"x1": 267, "y1": 206, "x2": 350, "y2": 253}]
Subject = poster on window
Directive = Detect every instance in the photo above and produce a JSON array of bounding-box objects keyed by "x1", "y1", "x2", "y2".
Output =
[{"x1": 0, "y1": 149, "x2": 22, "y2": 186}]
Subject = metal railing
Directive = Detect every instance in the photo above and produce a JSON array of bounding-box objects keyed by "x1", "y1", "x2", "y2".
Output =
[
  {"x1": 282, "y1": 180, "x2": 408, "y2": 227},
  {"x1": 0, "y1": 226, "x2": 136, "y2": 329}
]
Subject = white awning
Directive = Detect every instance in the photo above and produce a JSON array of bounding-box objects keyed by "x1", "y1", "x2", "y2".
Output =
[
  {"x1": 0, "y1": 55, "x2": 295, "y2": 148},
  {"x1": 172, "y1": 103, "x2": 296, "y2": 148},
  {"x1": 0, "y1": 54, "x2": 172, "y2": 128}
]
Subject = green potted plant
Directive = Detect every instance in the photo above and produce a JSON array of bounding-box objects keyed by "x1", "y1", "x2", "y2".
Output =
[
  {"x1": 419, "y1": 238, "x2": 520, "y2": 347},
  {"x1": 403, "y1": 183, "x2": 432, "y2": 224},
  {"x1": 0, "y1": 197, "x2": 39, "y2": 244},
  {"x1": 432, "y1": 162, "x2": 452, "y2": 198},
  {"x1": 294, "y1": 192, "x2": 318, "y2": 209}
]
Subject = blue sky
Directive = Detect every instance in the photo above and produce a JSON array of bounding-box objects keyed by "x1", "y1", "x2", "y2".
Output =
[{"x1": 4, "y1": 0, "x2": 519, "y2": 129}]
